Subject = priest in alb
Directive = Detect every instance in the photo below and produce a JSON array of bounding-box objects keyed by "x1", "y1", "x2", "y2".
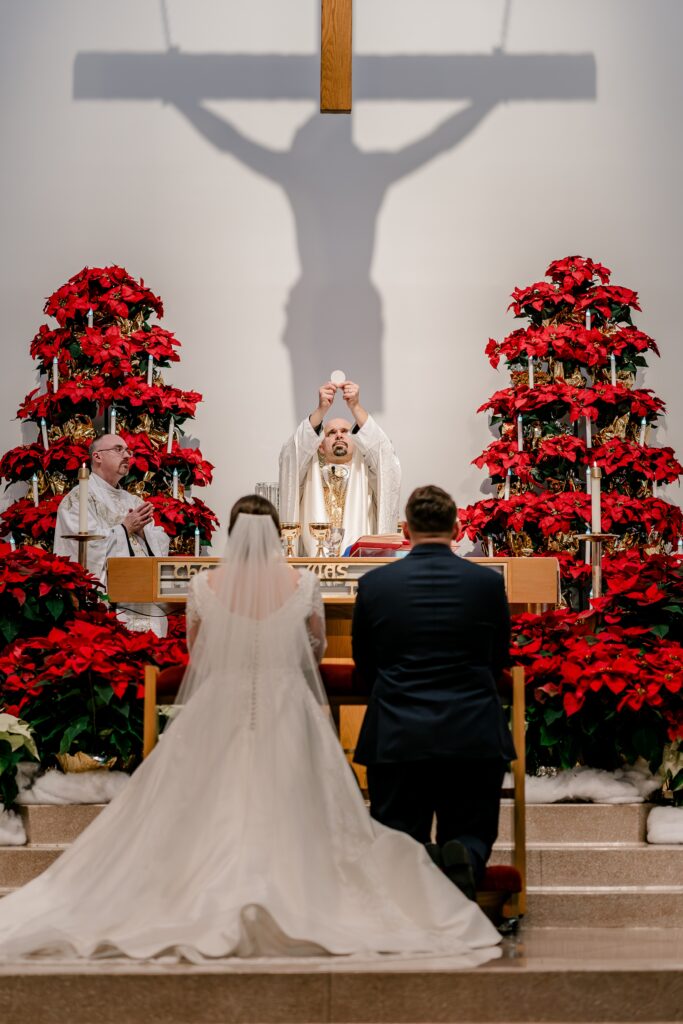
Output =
[
  {"x1": 54, "y1": 434, "x2": 170, "y2": 636},
  {"x1": 279, "y1": 380, "x2": 401, "y2": 556}
]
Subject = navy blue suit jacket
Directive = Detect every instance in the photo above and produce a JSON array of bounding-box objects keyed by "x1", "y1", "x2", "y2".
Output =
[{"x1": 352, "y1": 544, "x2": 515, "y2": 765}]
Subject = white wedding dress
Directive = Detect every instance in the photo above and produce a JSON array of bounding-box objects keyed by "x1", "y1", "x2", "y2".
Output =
[{"x1": 0, "y1": 515, "x2": 501, "y2": 964}]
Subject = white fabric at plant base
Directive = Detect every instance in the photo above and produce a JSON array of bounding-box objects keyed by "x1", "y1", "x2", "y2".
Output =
[
  {"x1": 647, "y1": 807, "x2": 683, "y2": 844},
  {"x1": 0, "y1": 513, "x2": 500, "y2": 964}
]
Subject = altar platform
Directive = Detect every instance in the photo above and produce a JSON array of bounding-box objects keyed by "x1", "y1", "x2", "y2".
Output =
[{"x1": 2, "y1": 801, "x2": 682, "y2": 1022}]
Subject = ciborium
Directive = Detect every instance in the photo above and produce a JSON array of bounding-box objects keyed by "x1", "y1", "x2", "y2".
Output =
[
  {"x1": 280, "y1": 522, "x2": 301, "y2": 557},
  {"x1": 323, "y1": 526, "x2": 345, "y2": 557},
  {"x1": 309, "y1": 521, "x2": 331, "y2": 558}
]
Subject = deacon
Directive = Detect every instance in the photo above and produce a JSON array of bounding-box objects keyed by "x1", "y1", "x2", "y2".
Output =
[
  {"x1": 54, "y1": 434, "x2": 170, "y2": 636},
  {"x1": 279, "y1": 378, "x2": 401, "y2": 555}
]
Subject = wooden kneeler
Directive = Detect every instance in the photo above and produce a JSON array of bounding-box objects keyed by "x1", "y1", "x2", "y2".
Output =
[{"x1": 142, "y1": 659, "x2": 527, "y2": 919}]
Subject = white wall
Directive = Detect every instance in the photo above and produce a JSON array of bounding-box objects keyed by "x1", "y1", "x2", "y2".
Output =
[{"x1": 1, "y1": 0, "x2": 681, "y2": 540}]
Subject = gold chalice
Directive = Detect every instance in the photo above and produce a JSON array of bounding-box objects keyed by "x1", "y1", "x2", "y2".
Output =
[
  {"x1": 309, "y1": 521, "x2": 331, "y2": 558},
  {"x1": 280, "y1": 522, "x2": 301, "y2": 557}
]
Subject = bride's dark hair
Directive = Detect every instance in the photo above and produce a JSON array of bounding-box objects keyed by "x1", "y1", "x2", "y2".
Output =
[{"x1": 228, "y1": 494, "x2": 281, "y2": 535}]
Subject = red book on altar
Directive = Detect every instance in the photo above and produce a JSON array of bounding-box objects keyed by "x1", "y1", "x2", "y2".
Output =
[{"x1": 347, "y1": 534, "x2": 410, "y2": 557}]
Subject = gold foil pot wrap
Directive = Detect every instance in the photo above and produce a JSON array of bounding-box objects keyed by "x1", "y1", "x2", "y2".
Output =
[
  {"x1": 35, "y1": 469, "x2": 50, "y2": 497},
  {"x1": 132, "y1": 413, "x2": 168, "y2": 450},
  {"x1": 46, "y1": 470, "x2": 69, "y2": 496},
  {"x1": 115, "y1": 312, "x2": 146, "y2": 337},
  {"x1": 506, "y1": 529, "x2": 535, "y2": 557},
  {"x1": 510, "y1": 370, "x2": 528, "y2": 388},
  {"x1": 604, "y1": 531, "x2": 639, "y2": 555},
  {"x1": 533, "y1": 370, "x2": 552, "y2": 387},
  {"x1": 545, "y1": 477, "x2": 567, "y2": 494},
  {"x1": 55, "y1": 752, "x2": 117, "y2": 773},
  {"x1": 129, "y1": 472, "x2": 156, "y2": 498},
  {"x1": 596, "y1": 413, "x2": 630, "y2": 444},
  {"x1": 564, "y1": 367, "x2": 586, "y2": 388},
  {"x1": 59, "y1": 416, "x2": 96, "y2": 444},
  {"x1": 617, "y1": 371, "x2": 636, "y2": 389},
  {"x1": 545, "y1": 531, "x2": 580, "y2": 555},
  {"x1": 644, "y1": 530, "x2": 667, "y2": 556},
  {"x1": 170, "y1": 534, "x2": 195, "y2": 555},
  {"x1": 497, "y1": 478, "x2": 529, "y2": 499}
]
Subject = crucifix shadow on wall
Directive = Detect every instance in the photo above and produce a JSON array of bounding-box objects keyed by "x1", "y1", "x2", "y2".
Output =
[{"x1": 74, "y1": 50, "x2": 596, "y2": 417}]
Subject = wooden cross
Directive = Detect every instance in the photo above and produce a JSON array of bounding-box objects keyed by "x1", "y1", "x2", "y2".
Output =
[{"x1": 320, "y1": 0, "x2": 352, "y2": 113}]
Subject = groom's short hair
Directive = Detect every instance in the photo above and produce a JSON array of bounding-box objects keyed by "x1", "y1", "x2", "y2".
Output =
[{"x1": 405, "y1": 485, "x2": 457, "y2": 535}]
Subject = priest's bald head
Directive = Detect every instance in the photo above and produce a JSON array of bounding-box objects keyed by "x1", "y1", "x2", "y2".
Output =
[{"x1": 89, "y1": 434, "x2": 131, "y2": 486}]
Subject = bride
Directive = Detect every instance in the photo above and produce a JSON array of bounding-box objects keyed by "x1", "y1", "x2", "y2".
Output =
[{"x1": 0, "y1": 496, "x2": 501, "y2": 964}]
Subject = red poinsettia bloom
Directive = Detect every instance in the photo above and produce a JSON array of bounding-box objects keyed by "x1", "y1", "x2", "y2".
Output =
[
  {"x1": 129, "y1": 327, "x2": 181, "y2": 364},
  {"x1": 545, "y1": 256, "x2": 611, "y2": 289},
  {"x1": 147, "y1": 494, "x2": 220, "y2": 542},
  {"x1": 79, "y1": 326, "x2": 133, "y2": 367}
]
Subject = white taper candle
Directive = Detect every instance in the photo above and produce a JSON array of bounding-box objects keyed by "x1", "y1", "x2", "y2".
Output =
[
  {"x1": 167, "y1": 416, "x2": 174, "y2": 454},
  {"x1": 585, "y1": 309, "x2": 592, "y2": 330},
  {"x1": 590, "y1": 463, "x2": 601, "y2": 534},
  {"x1": 528, "y1": 357, "x2": 535, "y2": 388},
  {"x1": 610, "y1": 353, "x2": 616, "y2": 387},
  {"x1": 585, "y1": 416, "x2": 592, "y2": 449},
  {"x1": 110, "y1": 407, "x2": 117, "y2": 434},
  {"x1": 146, "y1": 355, "x2": 154, "y2": 387},
  {"x1": 172, "y1": 468, "x2": 179, "y2": 500},
  {"x1": 31, "y1": 474, "x2": 39, "y2": 507},
  {"x1": 40, "y1": 418, "x2": 49, "y2": 449},
  {"x1": 87, "y1": 308, "x2": 94, "y2": 328},
  {"x1": 584, "y1": 529, "x2": 591, "y2": 565},
  {"x1": 78, "y1": 463, "x2": 89, "y2": 534},
  {"x1": 194, "y1": 527, "x2": 201, "y2": 557},
  {"x1": 9, "y1": 534, "x2": 16, "y2": 551},
  {"x1": 586, "y1": 465, "x2": 591, "y2": 495},
  {"x1": 52, "y1": 356, "x2": 59, "y2": 393},
  {"x1": 678, "y1": 538, "x2": 683, "y2": 555},
  {"x1": 504, "y1": 468, "x2": 511, "y2": 501},
  {"x1": 639, "y1": 417, "x2": 647, "y2": 446},
  {"x1": 516, "y1": 414, "x2": 523, "y2": 451}
]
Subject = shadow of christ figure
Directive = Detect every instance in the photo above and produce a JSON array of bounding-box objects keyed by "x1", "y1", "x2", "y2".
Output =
[
  {"x1": 74, "y1": 47, "x2": 594, "y2": 417},
  {"x1": 172, "y1": 97, "x2": 495, "y2": 414}
]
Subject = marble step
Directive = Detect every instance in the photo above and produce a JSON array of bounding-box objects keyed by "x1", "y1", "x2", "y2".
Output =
[
  {"x1": 19, "y1": 803, "x2": 102, "y2": 844},
  {"x1": 492, "y1": 842, "x2": 683, "y2": 886},
  {"x1": 526, "y1": 887, "x2": 683, "y2": 927},
  {"x1": 0, "y1": 927, "x2": 681, "y2": 1023},
  {"x1": 2, "y1": 841, "x2": 681, "y2": 896},
  {"x1": 496, "y1": 801, "x2": 650, "y2": 844},
  {"x1": 16, "y1": 800, "x2": 654, "y2": 846}
]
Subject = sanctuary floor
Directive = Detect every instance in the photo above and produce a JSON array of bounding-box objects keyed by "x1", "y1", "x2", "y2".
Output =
[{"x1": 0, "y1": 926, "x2": 681, "y2": 1023}]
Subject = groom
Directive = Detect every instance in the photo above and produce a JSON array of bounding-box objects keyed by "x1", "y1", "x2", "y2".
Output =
[{"x1": 352, "y1": 485, "x2": 514, "y2": 898}]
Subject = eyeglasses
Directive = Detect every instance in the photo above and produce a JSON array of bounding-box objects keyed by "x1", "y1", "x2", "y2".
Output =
[{"x1": 96, "y1": 445, "x2": 131, "y2": 455}]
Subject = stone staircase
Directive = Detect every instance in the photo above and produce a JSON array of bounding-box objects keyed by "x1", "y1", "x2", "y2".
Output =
[
  {"x1": 2, "y1": 801, "x2": 683, "y2": 1023},
  {"x1": 3, "y1": 800, "x2": 683, "y2": 928}
]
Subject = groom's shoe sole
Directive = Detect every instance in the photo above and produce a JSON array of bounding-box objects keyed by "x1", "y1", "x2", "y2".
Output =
[{"x1": 441, "y1": 839, "x2": 476, "y2": 901}]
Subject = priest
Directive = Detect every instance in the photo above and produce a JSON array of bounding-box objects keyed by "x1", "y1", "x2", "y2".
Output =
[
  {"x1": 279, "y1": 380, "x2": 401, "y2": 556},
  {"x1": 54, "y1": 434, "x2": 170, "y2": 636}
]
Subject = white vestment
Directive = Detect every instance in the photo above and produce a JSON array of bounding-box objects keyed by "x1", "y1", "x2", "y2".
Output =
[
  {"x1": 279, "y1": 415, "x2": 401, "y2": 556},
  {"x1": 54, "y1": 473, "x2": 170, "y2": 637}
]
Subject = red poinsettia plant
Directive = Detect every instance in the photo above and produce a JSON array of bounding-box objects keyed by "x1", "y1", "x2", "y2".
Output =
[
  {"x1": 0, "y1": 611, "x2": 188, "y2": 768},
  {"x1": 0, "y1": 542, "x2": 104, "y2": 643},
  {"x1": 0, "y1": 495, "x2": 64, "y2": 547},
  {"x1": 43, "y1": 265, "x2": 163, "y2": 327},
  {"x1": 148, "y1": 494, "x2": 221, "y2": 549}
]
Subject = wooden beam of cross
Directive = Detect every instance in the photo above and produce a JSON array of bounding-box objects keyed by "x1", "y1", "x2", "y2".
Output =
[{"x1": 321, "y1": 0, "x2": 352, "y2": 113}]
